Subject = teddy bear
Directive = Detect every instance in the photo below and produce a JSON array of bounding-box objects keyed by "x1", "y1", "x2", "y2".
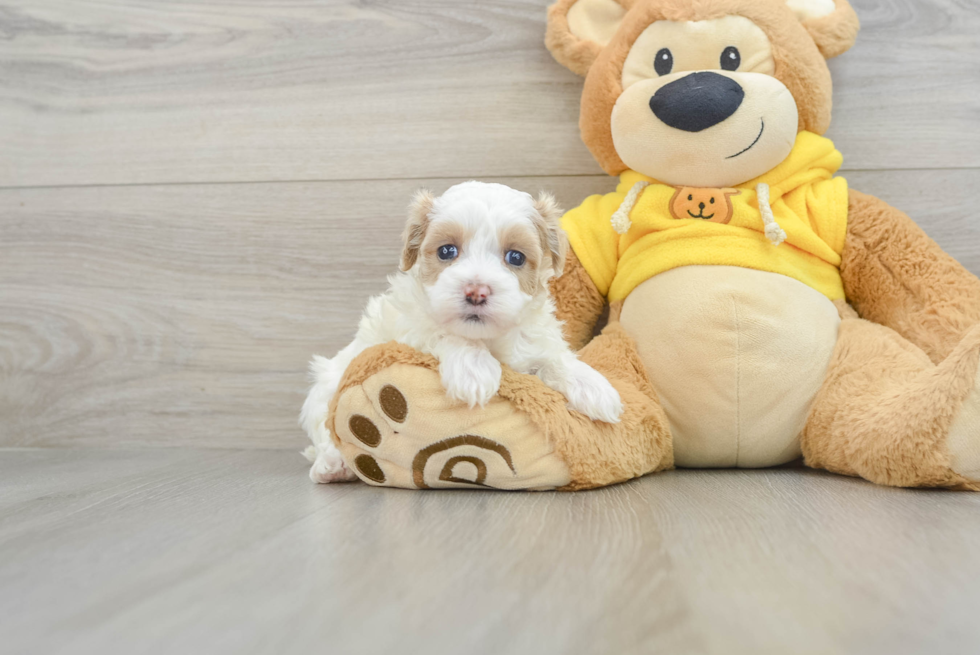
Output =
[{"x1": 320, "y1": 0, "x2": 980, "y2": 491}]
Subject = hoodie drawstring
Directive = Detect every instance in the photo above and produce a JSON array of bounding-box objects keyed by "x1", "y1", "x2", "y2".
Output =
[
  {"x1": 612, "y1": 180, "x2": 786, "y2": 246},
  {"x1": 756, "y1": 183, "x2": 787, "y2": 246},
  {"x1": 611, "y1": 181, "x2": 649, "y2": 235}
]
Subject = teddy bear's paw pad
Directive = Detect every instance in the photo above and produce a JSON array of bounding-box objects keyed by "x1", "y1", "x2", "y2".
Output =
[
  {"x1": 332, "y1": 363, "x2": 571, "y2": 490},
  {"x1": 948, "y1": 364, "x2": 980, "y2": 484}
]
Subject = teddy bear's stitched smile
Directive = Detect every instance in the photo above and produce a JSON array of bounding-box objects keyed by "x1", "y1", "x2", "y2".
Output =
[{"x1": 727, "y1": 118, "x2": 766, "y2": 159}]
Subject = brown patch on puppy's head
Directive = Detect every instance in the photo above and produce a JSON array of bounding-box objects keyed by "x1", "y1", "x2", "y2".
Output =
[
  {"x1": 417, "y1": 219, "x2": 465, "y2": 286},
  {"x1": 500, "y1": 222, "x2": 545, "y2": 296},
  {"x1": 532, "y1": 192, "x2": 568, "y2": 278},
  {"x1": 496, "y1": 193, "x2": 567, "y2": 296},
  {"x1": 400, "y1": 189, "x2": 436, "y2": 272}
]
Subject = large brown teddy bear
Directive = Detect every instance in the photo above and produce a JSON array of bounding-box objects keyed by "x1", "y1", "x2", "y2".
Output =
[{"x1": 322, "y1": 0, "x2": 980, "y2": 491}]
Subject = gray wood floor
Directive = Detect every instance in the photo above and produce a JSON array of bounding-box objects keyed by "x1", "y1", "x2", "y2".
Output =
[
  {"x1": 3, "y1": 449, "x2": 980, "y2": 655},
  {"x1": 2, "y1": 1, "x2": 980, "y2": 653}
]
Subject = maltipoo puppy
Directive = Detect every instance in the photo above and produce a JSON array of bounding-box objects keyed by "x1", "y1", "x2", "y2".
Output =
[{"x1": 301, "y1": 181, "x2": 623, "y2": 483}]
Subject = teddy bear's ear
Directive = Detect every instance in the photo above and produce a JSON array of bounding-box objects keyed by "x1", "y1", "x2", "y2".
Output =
[
  {"x1": 785, "y1": 0, "x2": 861, "y2": 59},
  {"x1": 545, "y1": 0, "x2": 629, "y2": 76}
]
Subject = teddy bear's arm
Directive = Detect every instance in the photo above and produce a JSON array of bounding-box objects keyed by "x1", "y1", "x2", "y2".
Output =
[
  {"x1": 549, "y1": 249, "x2": 606, "y2": 351},
  {"x1": 840, "y1": 189, "x2": 980, "y2": 363}
]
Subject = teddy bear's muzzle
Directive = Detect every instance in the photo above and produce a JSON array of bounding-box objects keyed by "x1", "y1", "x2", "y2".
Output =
[{"x1": 648, "y1": 71, "x2": 745, "y2": 133}]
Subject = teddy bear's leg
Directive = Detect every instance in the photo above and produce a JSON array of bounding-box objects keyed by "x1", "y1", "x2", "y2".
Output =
[
  {"x1": 326, "y1": 323, "x2": 673, "y2": 491},
  {"x1": 842, "y1": 190, "x2": 980, "y2": 363},
  {"x1": 801, "y1": 304, "x2": 980, "y2": 490},
  {"x1": 544, "y1": 322, "x2": 674, "y2": 489}
]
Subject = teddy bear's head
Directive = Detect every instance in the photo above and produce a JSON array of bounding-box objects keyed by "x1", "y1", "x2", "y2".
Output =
[{"x1": 546, "y1": 0, "x2": 860, "y2": 187}]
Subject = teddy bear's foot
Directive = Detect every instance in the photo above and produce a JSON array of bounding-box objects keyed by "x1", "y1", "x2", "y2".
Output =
[
  {"x1": 331, "y1": 362, "x2": 572, "y2": 490},
  {"x1": 326, "y1": 326, "x2": 674, "y2": 491},
  {"x1": 803, "y1": 318, "x2": 980, "y2": 490},
  {"x1": 947, "y1": 362, "x2": 980, "y2": 484}
]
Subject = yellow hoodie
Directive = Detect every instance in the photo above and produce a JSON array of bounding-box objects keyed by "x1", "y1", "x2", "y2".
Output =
[{"x1": 561, "y1": 132, "x2": 849, "y2": 301}]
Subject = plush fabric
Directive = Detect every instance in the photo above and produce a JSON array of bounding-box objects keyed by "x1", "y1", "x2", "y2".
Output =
[
  {"x1": 620, "y1": 266, "x2": 840, "y2": 468},
  {"x1": 549, "y1": 250, "x2": 606, "y2": 351},
  {"x1": 329, "y1": 326, "x2": 673, "y2": 491},
  {"x1": 611, "y1": 15, "x2": 800, "y2": 187},
  {"x1": 841, "y1": 190, "x2": 980, "y2": 364},
  {"x1": 333, "y1": 360, "x2": 572, "y2": 490},
  {"x1": 948, "y1": 369, "x2": 980, "y2": 482},
  {"x1": 799, "y1": 0, "x2": 860, "y2": 59},
  {"x1": 562, "y1": 131, "x2": 849, "y2": 301},
  {"x1": 326, "y1": 0, "x2": 979, "y2": 492},
  {"x1": 577, "y1": 0, "x2": 838, "y2": 175},
  {"x1": 567, "y1": 0, "x2": 628, "y2": 50},
  {"x1": 801, "y1": 312, "x2": 980, "y2": 491},
  {"x1": 545, "y1": 0, "x2": 620, "y2": 77}
]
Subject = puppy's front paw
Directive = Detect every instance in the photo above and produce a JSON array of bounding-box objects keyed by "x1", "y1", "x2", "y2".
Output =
[
  {"x1": 440, "y1": 348, "x2": 502, "y2": 407},
  {"x1": 563, "y1": 363, "x2": 623, "y2": 424},
  {"x1": 310, "y1": 444, "x2": 358, "y2": 484}
]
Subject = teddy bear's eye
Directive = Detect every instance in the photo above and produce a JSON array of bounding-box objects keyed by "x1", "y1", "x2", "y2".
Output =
[
  {"x1": 654, "y1": 48, "x2": 673, "y2": 76},
  {"x1": 721, "y1": 46, "x2": 741, "y2": 71},
  {"x1": 687, "y1": 194, "x2": 693, "y2": 201},
  {"x1": 710, "y1": 197, "x2": 715, "y2": 204}
]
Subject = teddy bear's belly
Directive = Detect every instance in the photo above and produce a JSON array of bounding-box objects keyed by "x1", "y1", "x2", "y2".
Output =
[{"x1": 620, "y1": 265, "x2": 841, "y2": 468}]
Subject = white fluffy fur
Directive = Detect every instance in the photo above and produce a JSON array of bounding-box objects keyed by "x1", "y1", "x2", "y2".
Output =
[{"x1": 301, "y1": 181, "x2": 623, "y2": 484}]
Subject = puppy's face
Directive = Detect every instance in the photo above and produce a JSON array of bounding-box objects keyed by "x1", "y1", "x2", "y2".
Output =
[{"x1": 400, "y1": 182, "x2": 566, "y2": 340}]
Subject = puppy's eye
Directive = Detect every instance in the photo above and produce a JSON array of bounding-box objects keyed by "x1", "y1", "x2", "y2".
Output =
[
  {"x1": 721, "y1": 46, "x2": 740, "y2": 71},
  {"x1": 505, "y1": 250, "x2": 526, "y2": 267},
  {"x1": 654, "y1": 48, "x2": 673, "y2": 76},
  {"x1": 437, "y1": 245, "x2": 458, "y2": 261}
]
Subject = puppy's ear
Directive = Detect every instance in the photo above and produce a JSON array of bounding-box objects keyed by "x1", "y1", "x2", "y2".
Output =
[
  {"x1": 533, "y1": 192, "x2": 568, "y2": 277},
  {"x1": 400, "y1": 189, "x2": 435, "y2": 272}
]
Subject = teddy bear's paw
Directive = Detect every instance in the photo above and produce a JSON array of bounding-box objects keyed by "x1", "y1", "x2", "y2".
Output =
[
  {"x1": 331, "y1": 363, "x2": 571, "y2": 490},
  {"x1": 947, "y1": 363, "x2": 980, "y2": 485}
]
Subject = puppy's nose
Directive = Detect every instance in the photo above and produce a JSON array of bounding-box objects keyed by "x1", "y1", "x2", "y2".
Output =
[
  {"x1": 649, "y1": 71, "x2": 744, "y2": 132},
  {"x1": 464, "y1": 284, "x2": 491, "y2": 306}
]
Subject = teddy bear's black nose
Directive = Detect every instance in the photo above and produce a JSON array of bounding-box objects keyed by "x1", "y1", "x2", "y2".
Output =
[{"x1": 649, "y1": 72, "x2": 745, "y2": 132}]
